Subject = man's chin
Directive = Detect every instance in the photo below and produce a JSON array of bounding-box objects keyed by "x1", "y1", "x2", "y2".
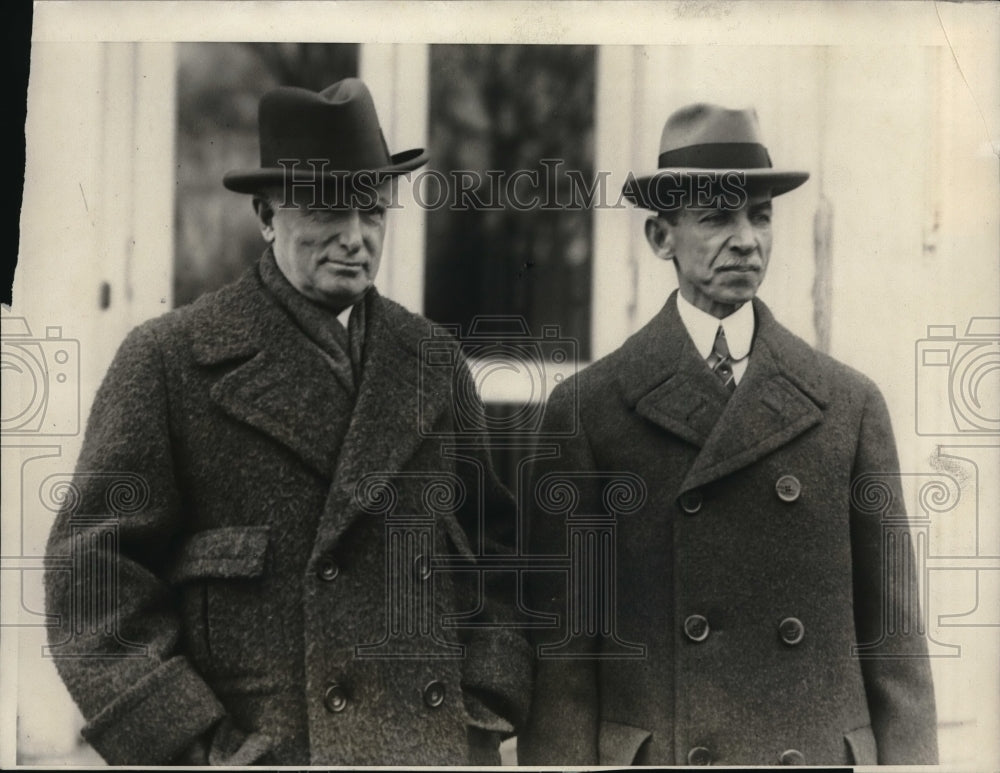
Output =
[
  {"x1": 312, "y1": 281, "x2": 371, "y2": 311},
  {"x1": 707, "y1": 288, "x2": 755, "y2": 305},
  {"x1": 713, "y1": 278, "x2": 762, "y2": 304}
]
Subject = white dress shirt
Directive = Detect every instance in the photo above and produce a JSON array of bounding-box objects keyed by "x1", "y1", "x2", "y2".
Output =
[
  {"x1": 676, "y1": 292, "x2": 755, "y2": 385},
  {"x1": 337, "y1": 304, "x2": 352, "y2": 330}
]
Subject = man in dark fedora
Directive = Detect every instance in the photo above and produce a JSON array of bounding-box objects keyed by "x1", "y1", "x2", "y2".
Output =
[
  {"x1": 520, "y1": 103, "x2": 938, "y2": 766},
  {"x1": 44, "y1": 78, "x2": 531, "y2": 766}
]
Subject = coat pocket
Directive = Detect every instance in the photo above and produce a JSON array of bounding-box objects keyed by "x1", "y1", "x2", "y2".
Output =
[
  {"x1": 844, "y1": 724, "x2": 878, "y2": 765},
  {"x1": 167, "y1": 527, "x2": 278, "y2": 678},
  {"x1": 206, "y1": 716, "x2": 277, "y2": 766},
  {"x1": 166, "y1": 527, "x2": 269, "y2": 583},
  {"x1": 598, "y1": 719, "x2": 652, "y2": 765}
]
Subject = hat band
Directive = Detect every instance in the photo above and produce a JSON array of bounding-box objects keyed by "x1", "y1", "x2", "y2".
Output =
[{"x1": 657, "y1": 142, "x2": 772, "y2": 170}]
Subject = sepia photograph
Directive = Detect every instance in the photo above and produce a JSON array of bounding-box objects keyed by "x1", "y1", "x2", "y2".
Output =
[{"x1": 2, "y1": 1, "x2": 998, "y2": 769}]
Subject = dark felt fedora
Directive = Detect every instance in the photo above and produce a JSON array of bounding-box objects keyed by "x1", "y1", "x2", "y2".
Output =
[
  {"x1": 623, "y1": 103, "x2": 809, "y2": 210},
  {"x1": 223, "y1": 78, "x2": 427, "y2": 195}
]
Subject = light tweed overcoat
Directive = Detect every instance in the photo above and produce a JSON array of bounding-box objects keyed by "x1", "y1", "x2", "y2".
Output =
[
  {"x1": 44, "y1": 261, "x2": 531, "y2": 765},
  {"x1": 520, "y1": 291, "x2": 937, "y2": 766}
]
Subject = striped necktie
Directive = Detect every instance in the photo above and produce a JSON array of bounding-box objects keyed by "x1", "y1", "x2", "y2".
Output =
[{"x1": 707, "y1": 324, "x2": 737, "y2": 393}]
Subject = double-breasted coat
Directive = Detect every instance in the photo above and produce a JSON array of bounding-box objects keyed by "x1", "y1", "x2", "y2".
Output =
[
  {"x1": 519, "y1": 291, "x2": 937, "y2": 766},
  {"x1": 44, "y1": 262, "x2": 531, "y2": 766}
]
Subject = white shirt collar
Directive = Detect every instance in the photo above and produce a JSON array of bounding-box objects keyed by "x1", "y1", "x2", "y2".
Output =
[
  {"x1": 675, "y1": 291, "x2": 755, "y2": 361},
  {"x1": 336, "y1": 304, "x2": 352, "y2": 330}
]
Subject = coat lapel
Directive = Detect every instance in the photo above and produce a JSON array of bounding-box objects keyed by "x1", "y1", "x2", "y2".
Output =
[
  {"x1": 620, "y1": 292, "x2": 731, "y2": 448},
  {"x1": 316, "y1": 290, "x2": 453, "y2": 550},
  {"x1": 621, "y1": 293, "x2": 830, "y2": 494},
  {"x1": 678, "y1": 305, "x2": 828, "y2": 493},
  {"x1": 191, "y1": 266, "x2": 355, "y2": 480}
]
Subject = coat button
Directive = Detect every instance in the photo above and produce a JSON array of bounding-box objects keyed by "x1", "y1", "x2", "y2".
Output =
[
  {"x1": 775, "y1": 475, "x2": 801, "y2": 502},
  {"x1": 323, "y1": 681, "x2": 348, "y2": 713},
  {"x1": 679, "y1": 490, "x2": 703, "y2": 514},
  {"x1": 779, "y1": 748, "x2": 805, "y2": 765},
  {"x1": 683, "y1": 614, "x2": 710, "y2": 642},
  {"x1": 779, "y1": 617, "x2": 805, "y2": 646},
  {"x1": 412, "y1": 554, "x2": 432, "y2": 581},
  {"x1": 317, "y1": 557, "x2": 340, "y2": 582},
  {"x1": 687, "y1": 746, "x2": 712, "y2": 765},
  {"x1": 423, "y1": 680, "x2": 446, "y2": 708}
]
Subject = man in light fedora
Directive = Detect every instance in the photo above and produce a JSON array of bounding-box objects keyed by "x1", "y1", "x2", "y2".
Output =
[
  {"x1": 520, "y1": 104, "x2": 938, "y2": 766},
  {"x1": 45, "y1": 78, "x2": 531, "y2": 766}
]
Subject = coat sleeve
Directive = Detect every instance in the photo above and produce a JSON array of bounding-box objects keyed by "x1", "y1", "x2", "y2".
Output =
[
  {"x1": 43, "y1": 321, "x2": 227, "y2": 765},
  {"x1": 849, "y1": 383, "x2": 938, "y2": 764},
  {"x1": 448, "y1": 359, "x2": 533, "y2": 735},
  {"x1": 516, "y1": 381, "x2": 600, "y2": 765}
]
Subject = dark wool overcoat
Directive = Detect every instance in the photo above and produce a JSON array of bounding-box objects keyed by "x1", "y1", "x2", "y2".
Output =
[
  {"x1": 44, "y1": 263, "x2": 531, "y2": 766},
  {"x1": 519, "y1": 292, "x2": 937, "y2": 767}
]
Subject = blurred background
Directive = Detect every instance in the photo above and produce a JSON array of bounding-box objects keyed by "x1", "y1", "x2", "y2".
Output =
[{"x1": 8, "y1": 30, "x2": 999, "y2": 768}]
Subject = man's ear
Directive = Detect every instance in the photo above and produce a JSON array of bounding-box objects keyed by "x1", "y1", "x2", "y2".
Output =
[
  {"x1": 644, "y1": 215, "x2": 674, "y2": 262},
  {"x1": 253, "y1": 196, "x2": 276, "y2": 243}
]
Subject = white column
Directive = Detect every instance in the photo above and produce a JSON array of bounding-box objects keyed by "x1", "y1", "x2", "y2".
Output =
[
  {"x1": 591, "y1": 46, "x2": 645, "y2": 360},
  {"x1": 129, "y1": 43, "x2": 177, "y2": 328},
  {"x1": 360, "y1": 44, "x2": 429, "y2": 315},
  {"x1": 6, "y1": 40, "x2": 176, "y2": 765}
]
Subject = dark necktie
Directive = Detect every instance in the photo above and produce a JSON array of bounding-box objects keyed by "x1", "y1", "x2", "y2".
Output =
[
  {"x1": 707, "y1": 324, "x2": 737, "y2": 393},
  {"x1": 258, "y1": 248, "x2": 365, "y2": 395}
]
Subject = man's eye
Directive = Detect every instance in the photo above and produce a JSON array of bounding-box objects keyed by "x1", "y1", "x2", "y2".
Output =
[
  {"x1": 751, "y1": 212, "x2": 772, "y2": 225},
  {"x1": 364, "y1": 205, "x2": 386, "y2": 220},
  {"x1": 700, "y1": 213, "x2": 727, "y2": 224}
]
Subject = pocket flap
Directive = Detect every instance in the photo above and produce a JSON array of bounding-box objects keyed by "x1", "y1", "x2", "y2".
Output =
[
  {"x1": 166, "y1": 526, "x2": 270, "y2": 583},
  {"x1": 844, "y1": 724, "x2": 877, "y2": 765},
  {"x1": 599, "y1": 719, "x2": 652, "y2": 765}
]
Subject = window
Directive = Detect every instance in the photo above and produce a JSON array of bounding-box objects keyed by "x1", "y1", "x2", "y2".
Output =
[{"x1": 424, "y1": 44, "x2": 596, "y2": 360}]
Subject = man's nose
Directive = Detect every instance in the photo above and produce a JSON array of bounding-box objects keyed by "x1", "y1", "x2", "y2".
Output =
[
  {"x1": 337, "y1": 210, "x2": 363, "y2": 253},
  {"x1": 728, "y1": 214, "x2": 757, "y2": 252}
]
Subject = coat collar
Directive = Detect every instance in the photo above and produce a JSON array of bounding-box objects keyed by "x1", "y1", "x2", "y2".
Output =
[
  {"x1": 618, "y1": 290, "x2": 829, "y2": 493},
  {"x1": 189, "y1": 265, "x2": 451, "y2": 514},
  {"x1": 189, "y1": 267, "x2": 350, "y2": 479},
  {"x1": 317, "y1": 283, "x2": 452, "y2": 549}
]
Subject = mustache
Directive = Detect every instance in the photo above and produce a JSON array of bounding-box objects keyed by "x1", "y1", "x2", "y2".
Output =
[{"x1": 714, "y1": 254, "x2": 763, "y2": 271}]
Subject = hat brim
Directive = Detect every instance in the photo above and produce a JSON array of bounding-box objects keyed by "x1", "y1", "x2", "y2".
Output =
[
  {"x1": 222, "y1": 148, "x2": 429, "y2": 195},
  {"x1": 624, "y1": 167, "x2": 809, "y2": 210}
]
